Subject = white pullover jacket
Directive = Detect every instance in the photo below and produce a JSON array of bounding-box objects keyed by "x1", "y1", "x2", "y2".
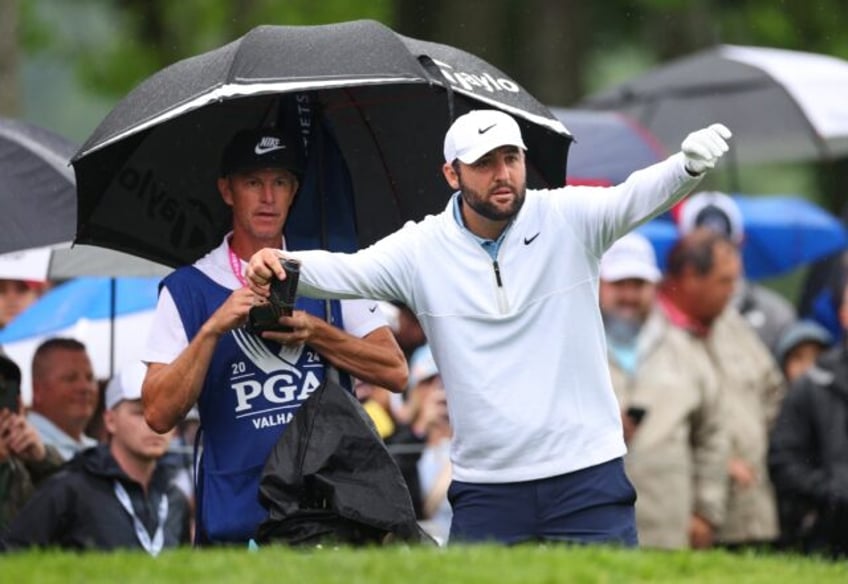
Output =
[{"x1": 290, "y1": 153, "x2": 701, "y2": 483}]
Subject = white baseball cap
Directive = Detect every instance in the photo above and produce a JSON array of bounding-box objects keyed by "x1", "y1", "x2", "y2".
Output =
[
  {"x1": 678, "y1": 191, "x2": 744, "y2": 245},
  {"x1": 600, "y1": 232, "x2": 662, "y2": 283},
  {"x1": 105, "y1": 361, "x2": 147, "y2": 410},
  {"x1": 443, "y1": 110, "x2": 527, "y2": 164}
]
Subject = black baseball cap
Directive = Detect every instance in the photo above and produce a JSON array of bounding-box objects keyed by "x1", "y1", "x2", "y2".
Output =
[{"x1": 219, "y1": 128, "x2": 305, "y2": 178}]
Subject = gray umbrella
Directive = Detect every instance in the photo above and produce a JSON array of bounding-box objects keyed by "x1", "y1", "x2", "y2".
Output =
[
  {"x1": 0, "y1": 118, "x2": 77, "y2": 253},
  {"x1": 0, "y1": 117, "x2": 170, "y2": 277},
  {"x1": 581, "y1": 44, "x2": 848, "y2": 165},
  {"x1": 72, "y1": 20, "x2": 571, "y2": 268}
]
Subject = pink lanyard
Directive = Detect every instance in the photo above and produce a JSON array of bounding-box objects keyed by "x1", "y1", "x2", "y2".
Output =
[{"x1": 228, "y1": 244, "x2": 248, "y2": 288}]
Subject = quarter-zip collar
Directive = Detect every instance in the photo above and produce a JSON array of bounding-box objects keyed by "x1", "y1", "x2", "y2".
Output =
[{"x1": 450, "y1": 192, "x2": 514, "y2": 261}]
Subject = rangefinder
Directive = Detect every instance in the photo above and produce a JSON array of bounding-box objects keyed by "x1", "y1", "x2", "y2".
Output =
[{"x1": 246, "y1": 258, "x2": 301, "y2": 335}]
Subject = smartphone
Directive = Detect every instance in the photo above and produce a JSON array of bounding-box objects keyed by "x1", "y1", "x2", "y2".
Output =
[
  {"x1": 0, "y1": 378, "x2": 20, "y2": 413},
  {"x1": 626, "y1": 406, "x2": 647, "y2": 426}
]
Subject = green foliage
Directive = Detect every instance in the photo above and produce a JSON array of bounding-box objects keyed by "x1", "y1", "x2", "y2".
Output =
[
  {"x1": 2, "y1": 545, "x2": 847, "y2": 584},
  {"x1": 19, "y1": 0, "x2": 394, "y2": 99}
]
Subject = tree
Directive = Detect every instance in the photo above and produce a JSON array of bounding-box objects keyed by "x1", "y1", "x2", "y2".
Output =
[{"x1": 0, "y1": 0, "x2": 20, "y2": 116}]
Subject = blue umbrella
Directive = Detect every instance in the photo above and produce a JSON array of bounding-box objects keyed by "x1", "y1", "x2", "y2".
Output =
[
  {"x1": 636, "y1": 195, "x2": 848, "y2": 280},
  {"x1": 0, "y1": 277, "x2": 160, "y2": 403},
  {"x1": 551, "y1": 107, "x2": 667, "y2": 186}
]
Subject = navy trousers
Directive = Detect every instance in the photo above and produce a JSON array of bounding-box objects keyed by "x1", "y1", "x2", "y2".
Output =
[{"x1": 447, "y1": 457, "x2": 638, "y2": 545}]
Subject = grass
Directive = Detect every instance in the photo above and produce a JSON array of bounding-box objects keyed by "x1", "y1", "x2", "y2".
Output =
[{"x1": 3, "y1": 544, "x2": 847, "y2": 584}]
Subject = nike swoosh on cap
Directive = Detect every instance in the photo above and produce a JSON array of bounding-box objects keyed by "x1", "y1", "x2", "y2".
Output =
[
  {"x1": 255, "y1": 144, "x2": 286, "y2": 155},
  {"x1": 368, "y1": 304, "x2": 378, "y2": 313},
  {"x1": 478, "y1": 124, "x2": 496, "y2": 134}
]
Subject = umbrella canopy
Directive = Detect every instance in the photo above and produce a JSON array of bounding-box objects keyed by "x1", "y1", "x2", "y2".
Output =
[
  {"x1": 0, "y1": 117, "x2": 170, "y2": 277},
  {"x1": 636, "y1": 194, "x2": 848, "y2": 280},
  {"x1": 582, "y1": 45, "x2": 848, "y2": 164},
  {"x1": 0, "y1": 244, "x2": 171, "y2": 281},
  {"x1": 72, "y1": 20, "x2": 571, "y2": 267},
  {"x1": 0, "y1": 277, "x2": 160, "y2": 403},
  {"x1": 551, "y1": 107, "x2": 667, "y2": 186},
  {"x1": 0, "y1": 118, "x2": 77, "y2": 253}
]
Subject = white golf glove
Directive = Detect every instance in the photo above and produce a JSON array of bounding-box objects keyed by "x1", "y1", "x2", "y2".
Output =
[{"x1": 681, "y1": 123, "x2": 732, "y2": 175}]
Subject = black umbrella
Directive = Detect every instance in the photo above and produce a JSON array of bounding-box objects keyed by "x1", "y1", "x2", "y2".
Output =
[
  {"x1": 0, "y1": 118, "x2": 77, "y2": 253},
  {"x1": 72, "y1": 20, "x2": 571, "y2": 266}
]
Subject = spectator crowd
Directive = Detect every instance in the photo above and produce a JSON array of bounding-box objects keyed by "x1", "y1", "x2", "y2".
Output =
[{"x1": 1, "y1": 187, "x2": 847, "y2": 556}]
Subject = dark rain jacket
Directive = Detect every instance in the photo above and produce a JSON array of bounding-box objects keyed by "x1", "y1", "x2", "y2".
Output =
[
  {"x1": 0, "y1": 445, "x2": 64, "y2": 533},
  {"x1": 768, "y1": 345, "x2": 848, "y2": 556},
  {"x1": 257, "y1": 378, "x2": 434, "y2": 546},
  {"x1": 1, "y1": 444, "x2": 190, "y2": 552}
]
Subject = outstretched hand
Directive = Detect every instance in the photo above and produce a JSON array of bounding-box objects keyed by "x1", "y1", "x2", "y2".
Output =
[
  {"x1": 681, "y1": 123, "x2": 732, "y2": 175},
  {"x1": 246, "y1": 248, "x2": 289, "y2": 298}
]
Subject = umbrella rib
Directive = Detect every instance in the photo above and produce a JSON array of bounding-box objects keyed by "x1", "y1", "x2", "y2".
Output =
[
  {"x1": 341, "y1": 87, "x2": 405, "y2": 219},
  {"x1": 0, "y1": 126, "x2": 76, "y2": 180}
]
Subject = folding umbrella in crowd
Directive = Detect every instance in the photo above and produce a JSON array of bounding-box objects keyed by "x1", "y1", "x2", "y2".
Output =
[
  {"x1": 71, "y1": 19, "x2": 572, "y2": 266},
  {"x1": 550, "y1": 107, "x2": 667, "y2": 186},
  {"x1": 637, "y1": 194, "x2": 848, "y2": 280},
  {"x1": 0, "y1": 277, "x2": 160, "y2": 403},
  {"x1": 581, "y1": 44, "x2": 848, "y2": 165}
]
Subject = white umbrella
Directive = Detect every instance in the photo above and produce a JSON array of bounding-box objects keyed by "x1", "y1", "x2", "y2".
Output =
[
  {"x1": 0, "y1": 243, "x2": 171, "y2": 281},
  {"x1": 582, "y1": 44, "x2": 848, "y2": 164},
  {"x1": 0, "y1": 277, "x2": 159, "y2": 404}
]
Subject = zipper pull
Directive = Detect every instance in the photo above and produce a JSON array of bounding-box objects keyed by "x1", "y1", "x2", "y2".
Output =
[{"x1": 493, "y1": 260, "x2": 503, "y2": 287}]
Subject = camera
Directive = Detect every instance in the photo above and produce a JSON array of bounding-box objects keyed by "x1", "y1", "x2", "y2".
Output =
[{"x1": 246, "y1": 258, "x2": 301, "y2": 335}]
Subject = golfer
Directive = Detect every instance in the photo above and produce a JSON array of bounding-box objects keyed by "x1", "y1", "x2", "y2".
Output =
[{"x1": 247, "y1": 109, "x2": 732, "y2": 545}]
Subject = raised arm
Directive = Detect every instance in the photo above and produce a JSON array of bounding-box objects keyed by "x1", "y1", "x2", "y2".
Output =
[{"x1": 557, "y1": 124, "x2": 732, "y2": 256}]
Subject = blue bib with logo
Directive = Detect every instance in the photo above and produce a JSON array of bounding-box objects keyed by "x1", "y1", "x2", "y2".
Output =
[{"x1": 163, "y1": 266, "x2": 350, "y2": 543}]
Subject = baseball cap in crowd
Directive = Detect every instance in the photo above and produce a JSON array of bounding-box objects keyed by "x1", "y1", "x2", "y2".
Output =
[
  {"x1": 678, "y1": 191, "x2": 745, "y2": 245},
  {"x1": 775, "y1": 319, "x2": 834, "y2": 368},
  {"x1": 105, "y1": 361, "x2": 147, "y2": 410},
  {"x1": 408, "y1": 344, "x2": 440, "y2": 389},
  {"x1": 220, "y1": 127, "x2": 305, "y2": 178},
  {"x1": 600, "y1": 232, "x2": 662, "y2": 283},
  {"x1": 443, "y1": 110, "x2": 527, "y2": 164}
]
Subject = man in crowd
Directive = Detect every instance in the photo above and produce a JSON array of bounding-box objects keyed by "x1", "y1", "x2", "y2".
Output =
[
  {"x1": 769, "y1": 274, "x2": 848, "y2": 557},
  {"x1": 659, "y1": 229, "x2": 785, "y2": 548},
  {"x1": 141, "y1": 127, "x2": 407, "y2": 544},
  {"x1": 0, "y1": 279, "x2": 46, "y2": 329},
  {"x1": 600, "y1": 232, "x2": 727, "y2": 549},
  {"x1": 247, "y1": 109, "x2": 732, "y2": 544},
  {"x1": 676, "y1": 191, "x2": 797, "y2": 355},
  {"x1": 4, "y1": 361, "x2": 190, "y2": 554},
  {"x1": 27, "y1": 338, "x2": 99, "y2": 461},
  {"x1": 0, "y1": 353, "x2": 64, "y2": 532}
]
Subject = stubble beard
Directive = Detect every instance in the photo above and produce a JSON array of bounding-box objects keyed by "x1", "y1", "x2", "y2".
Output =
[{"x1": 459, "y1": 179, "x2": 527, "y2": 222}]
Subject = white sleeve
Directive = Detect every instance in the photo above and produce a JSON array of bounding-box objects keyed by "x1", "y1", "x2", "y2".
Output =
[
  {"x1": 552, "y1": 152, "x2": 701, "y2": 257},
  {"x1": 141, "y1": 287, "x2": 190, "y2": 365},
  {"x1": 340, "y1": 298, "x2": 390, "y2": 338},
  {"x1": 288, "y1": 223, "x2": 418, "y2": 305}
]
